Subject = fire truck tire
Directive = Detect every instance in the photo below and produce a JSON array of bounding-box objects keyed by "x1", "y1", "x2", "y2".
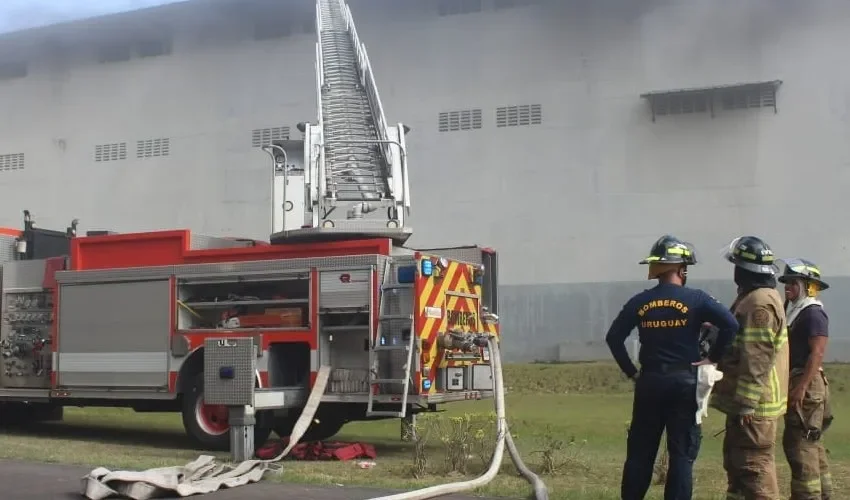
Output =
[
  {"x1": 181, "y1": 372, "x2": 272, "y2": 451},
  {"x1": 272, "y1": 411, "x2": 346, "y2": 442}
]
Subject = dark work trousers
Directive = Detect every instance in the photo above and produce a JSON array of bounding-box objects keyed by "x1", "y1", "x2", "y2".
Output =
[{"x1": 621, "y1": 366, "x2": 702, "y2": 500}]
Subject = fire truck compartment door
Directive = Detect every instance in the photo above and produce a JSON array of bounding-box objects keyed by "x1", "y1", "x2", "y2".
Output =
[{"x1": 57, "y1": 279, "x2": 171, "y2": 388}]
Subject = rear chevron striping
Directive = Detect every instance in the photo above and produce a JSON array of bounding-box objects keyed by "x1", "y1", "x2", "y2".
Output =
[
  {"x1": 421, "y1": 263, "x2": 464, "y2": 343},
  {"x1": 417, "y1": 260, "x2": 453, "y2": 331},
  {"x1": 417, "y1": 266, "x2": 437, "y2": 325},
  {"x1": 422, "y1": 263, "x2": 466, "y2": 391},
  {"x1": 425, "y1": 267, "x2": 471, "y2": 388}
]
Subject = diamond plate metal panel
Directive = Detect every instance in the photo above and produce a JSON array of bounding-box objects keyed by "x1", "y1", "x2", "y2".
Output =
[{"x1": 204, "y1": 337, "x2": 256, "y2": 406}]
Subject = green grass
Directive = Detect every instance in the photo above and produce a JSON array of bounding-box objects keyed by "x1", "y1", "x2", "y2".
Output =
[{"x1": 0, "y1": 362, "x2": 848, "y2": 499}]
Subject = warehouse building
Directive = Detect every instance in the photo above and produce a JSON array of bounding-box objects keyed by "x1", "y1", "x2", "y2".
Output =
[{"x1": 1, "y1": 0, "x2": 849, "y2": 361}]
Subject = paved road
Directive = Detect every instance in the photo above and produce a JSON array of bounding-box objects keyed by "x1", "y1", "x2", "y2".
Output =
[{"x1": 0, "y1": 459, "x2": 508, "y2": 499}]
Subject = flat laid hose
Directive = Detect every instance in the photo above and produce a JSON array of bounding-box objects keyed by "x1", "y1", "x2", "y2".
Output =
[
  {"x1": 81, "y1": 366, "x2": 333, "y2": 499},
  {"x1": 366, "y1": 338, "x2": 549, "y2": 500},
  {"x1": 82, "y1": 339, "x2": 548, "y2": 499}
]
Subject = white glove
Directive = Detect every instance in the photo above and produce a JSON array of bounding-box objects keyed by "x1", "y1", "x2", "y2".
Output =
[{"x1": 695, "y1": 364, "x2": 724, "y2": 425}]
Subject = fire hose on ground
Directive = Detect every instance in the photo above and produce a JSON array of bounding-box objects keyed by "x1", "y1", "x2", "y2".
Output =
[
  {"x1": 81, "y1": 336, "x2": 547, "y2": 500},
  {"x1": 368, "y1": 337, "x2": 548, "y2": 500}
]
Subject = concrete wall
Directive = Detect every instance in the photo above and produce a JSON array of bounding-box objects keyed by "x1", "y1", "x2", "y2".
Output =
[
  {"x1": 499, "y1": 278, "x2": 850, "y2": 364},
  {"x1": 0, "y1": 0, "x2": 849, "y2": 361}
]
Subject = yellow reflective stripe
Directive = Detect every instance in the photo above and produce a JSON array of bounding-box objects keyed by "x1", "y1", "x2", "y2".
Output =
[
  {"x1": 666, "y1": 247, "x2": 692, "y2": 256},
  {"x1": 770, "y1": 366, "x2": 781, "y2": 406},
  {"x1": 755, "y1": 399, "x2": 787, "y2": 417},
  {"x1": 736, "y1": 380, "x2": 763, "y2": 400},
  {"x1": 822, "y1": 472, "x2": 832, "y2": 488},
  {"x1": 791, "y1": 478, "x2": 822, "y2": 494},
  {"x1": 740, "y1": 327, "x2": 773, "y2": 343},
  {"x1": 775, "y1": 327, "x2": 788, "y2": 348},
  {"x1": 790, "y1": 263, "x2": 821, "y2": 276},
  {"x1": 644, "y1": 256, "x2": 660, "y2": 261},
  {"x1": 734, "y1": 248, "x2": 755, "y2": 260}
]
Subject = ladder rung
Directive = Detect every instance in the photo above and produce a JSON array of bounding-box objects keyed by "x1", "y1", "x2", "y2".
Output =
[
  {"x1": 382, "y1": 284, "x2": 413, "y2": 290},
  {"x1": 380, "y1": 314, "x2": 413, "y2": 321},
  {"x1": 373, "y1": 345, "x2": 409, "y2": 351},
  {"x1": 323, "y1": 325, "x2": 370, "y2": 332}
]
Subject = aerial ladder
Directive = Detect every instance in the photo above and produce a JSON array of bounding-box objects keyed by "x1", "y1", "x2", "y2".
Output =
[
  {"x1": 261, "y1": 0, "x2": 416, "y2": 418},
  {"x1": 264, "y1": 0, "x2": 412, "y2": 245}
]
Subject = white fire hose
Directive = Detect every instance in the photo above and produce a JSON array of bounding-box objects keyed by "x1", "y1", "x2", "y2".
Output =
[
  {"x1": 367, "y1": 338, "x2": 548, "y2": 500},
  {"x1": 82, "y1": 337, "x2": 547, "y2": 500}
]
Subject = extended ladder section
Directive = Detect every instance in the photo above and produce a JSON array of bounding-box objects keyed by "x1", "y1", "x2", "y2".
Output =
[
  {"x1": 366, "y1": 260, "x2": 416, "y2": 418},
  {"x1": 313, "y1": 0, "x2": 411, "y2": 233},
  {"x1": 318, "y1": 0, "x2": 387, "y2": 203},
  {"x1": 267, "y1": 0, "x2": 412, "y2": 242}
]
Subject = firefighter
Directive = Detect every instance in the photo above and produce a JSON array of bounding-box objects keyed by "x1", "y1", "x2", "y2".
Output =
[
  {"x1": 778, "y1": 258, "x2": 833, "y2": 500},
  {"x1": 709, "y1": 235, "x2": 789, "y2": 500},
  {"x1": 605, "y1": 235, "x2": 739, "y2": 500}
]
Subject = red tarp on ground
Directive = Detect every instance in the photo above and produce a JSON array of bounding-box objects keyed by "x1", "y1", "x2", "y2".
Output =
[{"x1": 255, "y1": 440, "x2": 377, "y2": 461}]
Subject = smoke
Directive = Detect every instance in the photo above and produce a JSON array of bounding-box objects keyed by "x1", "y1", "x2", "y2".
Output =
[
  {"x1": 631, "y1": 0, "x2": 818, "y2": 88},
  {"x1": 0, "y1": 0, "x2": 178, "y2": 34}
]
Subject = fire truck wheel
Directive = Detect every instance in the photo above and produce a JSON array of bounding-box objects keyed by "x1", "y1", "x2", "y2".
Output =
[
  {"x1": 181, "y1": 372, "x2": 272, "y2": 451},
  {"x1": 272, "y1": 412, "x2": 346, "y2": 442}
]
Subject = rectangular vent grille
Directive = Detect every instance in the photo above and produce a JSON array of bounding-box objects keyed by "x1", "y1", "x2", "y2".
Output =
[
  {"x1": 438, "y1": 109, "x2": 483, "y2": 132},
  {"x1": 720, "y1": 86, "x2": 776, "y2": 110},
  {"x1": 95, "y1": 143, "x2": 127, "y2": 162},
  {"x1": 652, "y1": 94, "x2": 710, "y2": 116},
  {"x1": 496, "y1": 104, "x2": 542, "y2": 127},
  {"x1": 0, "y1": 153, "x2": 24, "y2": 171},
  {"x1": 136, "y1": 138, "x2": 171, "y2": 158},
  {"x1": 252, "y1": 127, "x2": 290, "y2": 147}
]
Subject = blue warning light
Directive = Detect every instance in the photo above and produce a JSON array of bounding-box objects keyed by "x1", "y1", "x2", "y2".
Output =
[{"x1": 421, "y1": 259, "x2": 433, "y2": 277}]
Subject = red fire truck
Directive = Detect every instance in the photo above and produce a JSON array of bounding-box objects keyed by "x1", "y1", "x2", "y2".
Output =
[{"x1": 0, "y1": 212, "x2": 498, "y2": 450}]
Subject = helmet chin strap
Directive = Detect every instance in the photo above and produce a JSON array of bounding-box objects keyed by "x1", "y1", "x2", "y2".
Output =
[
  {"x1": 806, "y1": 280, "x2": 821, "y2": 298},
  {"x1": 789, "y1": 278, "x2": 819, "y2": 303}
]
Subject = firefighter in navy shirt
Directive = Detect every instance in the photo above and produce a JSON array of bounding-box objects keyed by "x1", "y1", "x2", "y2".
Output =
[
  {"x1": 605, "y1": 235, "x2": 739, "y2": 500},
  {"x1": 778, "y1": 258, "x2": 834, "y2": 499}
]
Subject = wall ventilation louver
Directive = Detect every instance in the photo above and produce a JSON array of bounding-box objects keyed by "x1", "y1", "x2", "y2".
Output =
[
  {"x1": 0, "y1": 153, "x2": 24, "y2": 171},
  {"x1": 496, "y1": 104, "x2": 543, "y2": 127},
  {"x1": 95, "y1": 143, "x2": 127, "y2": 162},
  {"x1": 438, "y1": 109, "x2": 483, "y2": 132}
]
